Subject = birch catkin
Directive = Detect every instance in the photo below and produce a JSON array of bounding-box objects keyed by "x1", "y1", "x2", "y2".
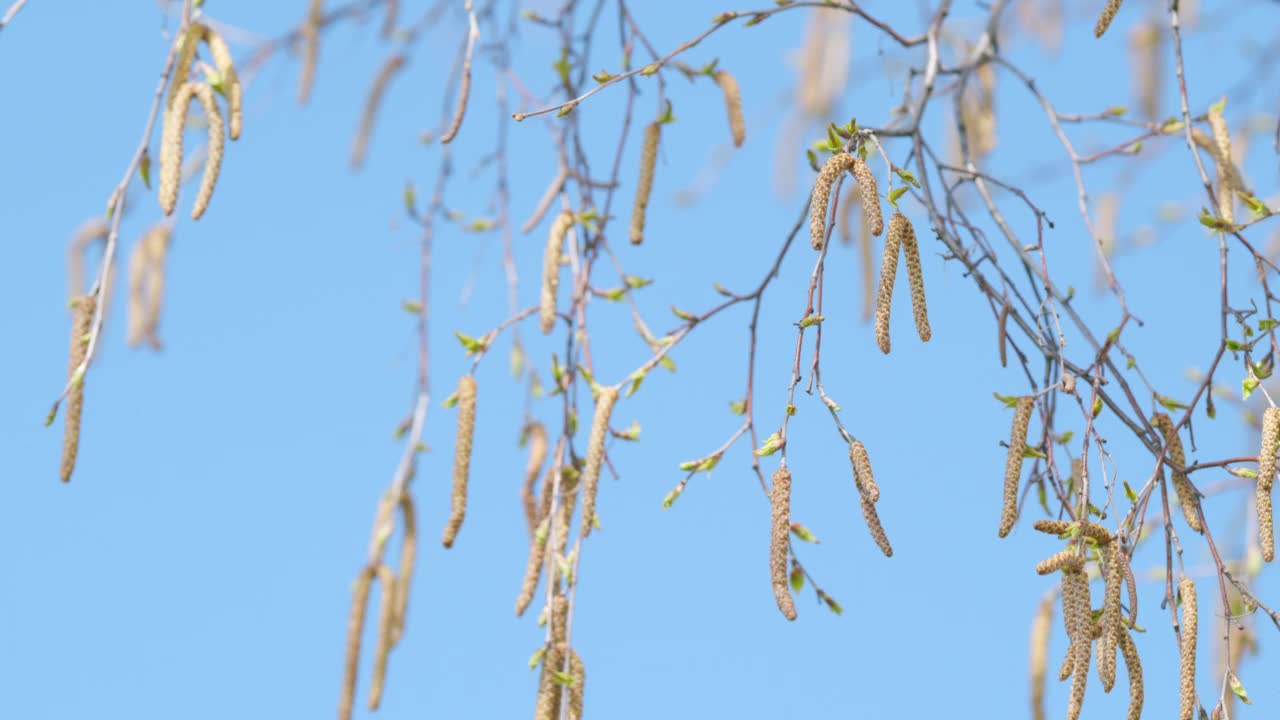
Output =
[
  {"x1": 202, "y1": 27, "x2": 242, "y2": 141},
  {"x1": 389, "y1": 493, "x2": 417, "y2": 646},
  {"x1": 874, "y1": 214, "x2": 903, "y2": 354},
  {"x1": 442, "y1": 375, "x2": 477, "y2": 548},
  {"x1": 895, "y1": 212, "x2": 931, "y2": 342},
  {"x1": 350, "y1": 54, "x2": 406, "y2": 170},
  {"x1": 999, "y1": 396, "x2": 1034, "y2": 537},
  {"x1": 770, "y1": 468, "x2": 797, "y2": 620},
  {"x1": 515, "y1": 514, "x2": 550, "y2": 617},
  {"x1": 566, "y1": 648, "x2": 585, "y2": 720},
  {"x1": 339, "y1": 565, "x2": 375, "y2": 720},
  {"x1": 1063, "y1": 564, "x2": 1092, "y2": 720},
  {"x1": 1178, "y1": 577, "x2": 1197, "y2": 720},
  {"x1": 160, "y1": 82, "x2": 224, "y2": 220},
  {"x1": 1030, "y1": 591, "x2": 1054, "y2": 720},
  {"x1": 851, "y1": 158, "x2": 883, "y2": 237},
  {"x1": 1119, "y1": 628, "x2": 1144, "y2": 720},
  {"x1": 1207, "y1": 101, "x2": 1234, "y2": 224},
  {"x1": 848, "y1": 440, "x2": 878, "y2": 503},
  {"x1": 630, "y1": 122, "x2": 660, "y2": 245},
  {"x1": 1094, "y1": 0, "x2": 1123, "y2": 38},
  {"x1": 368, "y1": 565, "x2": 396, "y2": 710},
  {"x1": 1152, "y1": 413, "x2": 1202, "y2": 532},
  {"x1": 1032, "y1": 519, "x2": 1112, "y2": 545},
  {"x1": 1098, "y1": 539, "x2": 1123, "y2": 691},
  {"x1": 809, "y1": 153, "x2": 856, "y2": 250},
  {"x1": 713, "y1": 69, "x2": 745, "y2": 147},
  {"x1": 859, "y1": 495, "x2": 893, "y2": 557},
  {"x1": 579, "y1": 386, "x2": 619, "y2": 539},
  {"x1": 522, "y1": 422, "x2": 549, "y2": 537},
  {"x1": 61, "y1": 295, "x2": 95, "y2": 483},
  {"x1": 540, "y1": 212, "x2": 571, "y2": 334},
  {"x1": 1259, "y1": 407, "x2": 1278, "y2": 561}
]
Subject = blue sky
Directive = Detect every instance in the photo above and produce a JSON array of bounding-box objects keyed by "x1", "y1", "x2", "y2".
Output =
[{"x1": 3, "y1": 1, "x2": 1279, "y2": 718}]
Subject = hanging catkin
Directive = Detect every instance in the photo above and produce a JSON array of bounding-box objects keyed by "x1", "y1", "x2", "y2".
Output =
[
  {"x1": 998, "y1": 396, "x2": 1035, "y2": 537},
  {"x1": 1098, "y1": 538, "x2": 1123, "y2": 691},
  {"x1": 521, "y1": 422, "x2": 549, "y2": 537},
  {"x1": 809, "y1": 153, "x2": 856, "y2": 250},
  {"x1": 339, "y1": 565, "x2": 375, "y2": 720},
  {"x1": 442, "y1": 375, "x2": 477, "y2": 548},
  {"x1": 540, "y1": 212, "x2": 572, "y2": 334},
  {"x1": 1029, "y1": 590, "x2": 1054, "y2": 720},
  {"x1": 61, "y1": 295, "x2": 96, "y2": 483},
  {"x1": 630, "y1": 122, "x2": 660, "y2": 245},
  {"x1": 770, "y1": 467, "x2": 797, "y2": 620},
  {"x1": 894, "y1": 212, "x2": 931, "y2": 342},
  {"x1": 367, "y1": 565, "x2": 396, "y2": 710},
  {"x1": 1063, "y1": 564, "x2": 1092, "y2": 720},
  {"x1": 874, "y1": 214, "x2": 903, "y2": 354},
  {"x1": 1258, "y1": 406, "x2": 1278, "y2": 561},
  {"x1": 1151, "y1": 413, "x2": 1202, "y2": 532},
  {"x1": 713, "y1": 70, "x2": 745, "y2": 147},
  {"x1": 350, "y1": 54, "x2": 406, "y2": 169},
  {"x1": 1177, "y1": 577, "x2": 1197, "y2": 720},
  {"x1": 1118, "y1": 628, "x2": 1144, "y2": 720},
  {"x1": 159, "y1": 82, "x2": 225, "y2": 220},
  {"x1": 848, "y1": 440, "x2": 879, "y2": 502},
  {"x1": 1094, "y1": 0, "x2": 1124, "y2": 38},
  {"x1": 579, "y1": 386, "x2": 619, "y2": 538},
  {"x1": 389, "y1": 493, "x2": 417, "y2": 645}
]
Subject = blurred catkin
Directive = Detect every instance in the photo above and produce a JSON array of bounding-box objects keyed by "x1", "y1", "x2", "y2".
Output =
[
  {"x1": 202, "y1": 26, "x2": 242, "y2": 141},
  {"x1": 160, "y1": 82, "x2": 224, "y2": 220},
  {"x1": 1119, "y1": 628, "x2": 1144, "y2": 720},
  {"x1": 809, "y1": 153, "x2": 856, "y2": 250},
  {"x1": 540, "y1": 212, "x2": 572, "y2": 334},
  {"x1": 299, "y1": 0, "x2": 322, "y2": 105},
  {"x1": 1030, "y1": 590, "x2": 1054, "y2": 720},
  {"x1": 1178, "y1": 577, "x2": 1197, "y2": 720},
  {"x1": 61, "y1": 295, "x2": 95, "y2": 483},
  {"x1": 999, "y1": 396, "x2": 1034, "y2": 537},
  {"x1": 770, "y1": 468, "x2": 797, "y2": 620},
  {"x1": 849, "y1": 440, "x2": 879, "y2": 503},
  {"x1": 630, "y1": 122, "x2": 660, "y2": 245},
  {"x1": 368, "y1": 564, "x2": 396, "y2": 710},
  {"x1": 1098, "y1": 539, "x2": 1123, "y2": 691},
  {"x1": 390, "y1": 493, "x2": 417, "y2": 646},
  {"x1": 350, "y1": 54, "x2": 406, "y2": 170},
  {"x1": 579, "y1": 386, "x2": 618, "y2": 539},
  {"x1": 442, "y1": 375, "x2": 477, "y2": 548},
  {"x1": 896, "y1": 212, "x2": 931, "y2": 342},
  {"x1": 522, "y1": 422, "x2": 549, "y2": 537},
  {"x1": 713, "y1": 70, "x2": 745, "y2": 147}
]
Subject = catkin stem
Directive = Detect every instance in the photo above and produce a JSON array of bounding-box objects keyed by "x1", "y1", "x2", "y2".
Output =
[
  {"x1": 999, "y1": 396, "x2": 1034, "y2": 537},
  {"x1": 61, "y1": 295, "x2": 95, "y2": 483},
  {"x1": 579, "y1": 386, "x2": 619, "y2": 539},
  {"x1": 770, "y1": 468, "x2": 797, "y2": 620},
  {"x1": 713, "y1": 69, "x2": 745, "y2": 147},
  {"x1": 630, "y1": 122, "x2": 660, "y2": 245},
  {"x1": 540, "y1": 212, "x2": 572, "y2": 334},
  {"x1": 442, "y1": 375, "x2": 477, "y2": 548},
  {"x1": 350, "y1": 54, "x2": 406, "y2": 170},
  {"x1": 1178, "y1": 577, "x2": 1197, "y2": 720}
]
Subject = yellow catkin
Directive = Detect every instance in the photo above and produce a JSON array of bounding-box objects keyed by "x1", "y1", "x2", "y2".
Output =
[
  {"x1": 540, "y1": 212, "x2": 572, "y2": 334},
  {"x1": 339, "y1": 565, "x2": 375, "y2": 720},
  {"x1": 350, "y1": 53, "x2": 406, "y2": 170},
  {"x1": 579, "y1": 386, "x2": 619, "y2": 539},
  {"x1": 1064, "y1": 565, "x2": 1092, "y2": 720},
  {"x1": 858, "y1": 197, "x2": 873, "y2": 321},
  {"x1": 298, "y1": 0, "x2": 321, "y2": 104},
  {"x1": 522, "y1": 422, "x2": 549, "y2": 538},
  {"x1": 630, "y1": 122, "x2": 660, "y2": 245},
  {"x1": 61, "y1": 295, "x2": 95, "y2": 483},
  {"x1": 1031, "y1": 519, "x2": 1112, "y2": 545},
  {"x1": 895, "y1": 212, "x2": 932, "y2": 342},
  {"x1": 1260, "y1": 486, "x2": 1275, "y2": 563},
  {"x1": 1098, "y1": 539, "x2": 1123, "y2": 691},
  {"x1": 1129, "y1": 23, "x2": 1162, "y2": 122},
  {"x1": 439, "y1": 50, "x2": 471, "y2": 145},
  {"x1": 390, "y1": 492, "x2": 417, "y2": 645},
  {"x1": 809, "y1": 153, "x2": 857, "y2": 250},
  {"x1": 1030, "y1": 591, "x2": 1054, "y2": 720},
  {"x1": 127, "y1": 224, "x2": 172, "y2": 350},
  {"x1": 160, "y1": 82, "x2": 225, "y2": 220},
  {"x1": 566, "y1": 648, "x2": 585, "y2": 720},
  {"x1": 1094, "y1": 0, "x2": 1123, "y2": 38},
  {"x1": 1178, "y1": 577, "x2": 1197, "y2": 720},
  {"x1": 770, "y1": 468, "x2": 797, "y2": 620},
  {"x1": 127, "y1": 237, "x2": 148, "y2": 348},
  {"x1": 1123, "y1": 557, "x2": 1138, "y2": 628},
  {"x1": 534, "y1": 641, "x2": 564, "y2": 720},
  {"x1": 68, "y1": 219, "x2": 108, "y2": 298},
  {"x1": 202, "y1": 26, "x2": 242, "y2": 141},
  {"x1": 1152, "y1": 413, "x2": 1203, "y2": 532},
  {"x1": 848, "y1": 440, "x2": 879, "y2": 503},
  {"x1": 442, "y1": 374, "x2": 476, "y2": 549},
  {"x1": 549, "y1": 471, "x2": 579, "y2": 587},
  {"x1": 1057, "y1": 559, "x2": 1084, "y2": 682},
  {"x1": 1119, "y1": 628, "x2": 1144, "y2": 720},
  {"x1": 860, "y1": 494, "x2": 893, "y2": 557},
  {"x1": 874, "y1": 214, "x2": 903, "y2": 354},
  {"x1": 999, "y1": 396, "x2": 1035, "y2": 537},
  {"x1": 1035, "y1": 548, "x2": 1080, "y2": 576},
  {"x1": 713, "y1": 69, "x2": 745, "y2": 147},
  {"x1": 1207, "y1": 100, "x2": 1234, "y2": 223},
  {"x1": 515, "y1": 514, "x2": 551, "y2": 617},
  {"x1": 368, "y1": 564, "x2": 396, "y2": 710},
  {"x1": 1258, "y1": 407, "x2": 1277, "y2": 559},
  {"x1": 997, "y1": 300, "x2": 1010, "y2": 367},
  {"x1": 851, "y1": 158, "x2": 883, "y2": 236},
  {"x1": 167, "y1": 23, "x2": 202, "y2": 110}
]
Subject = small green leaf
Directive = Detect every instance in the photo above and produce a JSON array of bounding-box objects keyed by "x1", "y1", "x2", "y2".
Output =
[
  {"x1": 401, "y1": 300, "x2": 423, "y2": 314},
  {"x1": 789, "y1": 564, "x2": 804, "y2": 592},
  {"x1": 993, "y1": 392, "x2": 1020, "y2": 409},
  {"x1": 821, "y1": 592, "x2": 843, "y2": 615},
  {"x1": 1156, "y1": 395, "x2": 1188, "y2": 412},
  {"x1": 453, "y1": 331, "x2": 488, "y2": 355},
  {"x1": 592, "y1": 69, "x2": 615, "y2": 83},
  {"x1": 662, "y1": 485, "x2": 683, "y2": 509},
  {"x1": 1230, "y1": 467, "x2": 1258, "y2": 480},
  {"x1": 442, "y1": 391, "x2": 460, "y2": 408},
  {"x1": 510, "y1": 345, "x2": 525, "y2": 377},
  {"x1": 754, "y1": 431, "x2": 783, "y2": 457},
  {"x1": 887, "y1": 185, "x2": 909, "y2": 207},
  {"x1": 1229, "y1": 672, "x2": 1251, "y2": 705},
  {"x1": 798, "y1": 314, "x2": 824, "y2": 329},
  {"x1": 403, "y1": 181, "x2": 417, "y2": 216},
  {"x1": 1022, "y1": 445, "x2": 1047, "y2": 460},
  {"x1": 529, "y1": 646, "x2": 547, "y2": 670},
  {"x1": 790, "y1": 522, "x2": 820, "y2": 543},
  {"x1": 893, "y1": 167, "x2": 920, "y2": 188},
  {"x1": 1123, "y1": 480, "x2": 1138, "y2": 503},
  {"x1": 1198, "y1": 209, "x2": 1237, "y2": 232},
  {"x1": 671, "y1": 306, "x2": 698, "y2": 322},
  {"x1": 1091, "y1": 397, "x2": 1104, "y2": 418},
  {"x1": 1105, "y1": 106, "x2": 1128, "y2": 116},
  {"x1": 138, "y1": 149, "x2": 152, "y2": 189},
  {"x1": 1243, "y1": 375, "x2": 1260, "y2": 400},
  {"x1": 624, "y1": 275, "x2": 653, "y2": 289},
  {"x1": 625, "y1": 370, "x2": 645, "y2": 398},
  {"x1": 729, "y1": 399, "x2": 747, "y2": 415},
  {"x1": 616, "y1": 420, "x2": 641, "y2": 441},
  {"x1": 1055, "y1": 431, "x2": 1075, "y2": 446}
]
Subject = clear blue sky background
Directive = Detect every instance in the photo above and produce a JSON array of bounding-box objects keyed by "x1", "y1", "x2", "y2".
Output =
[{"x1": 3, "y1": 1, "x2": 1279, "y2": 718}]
